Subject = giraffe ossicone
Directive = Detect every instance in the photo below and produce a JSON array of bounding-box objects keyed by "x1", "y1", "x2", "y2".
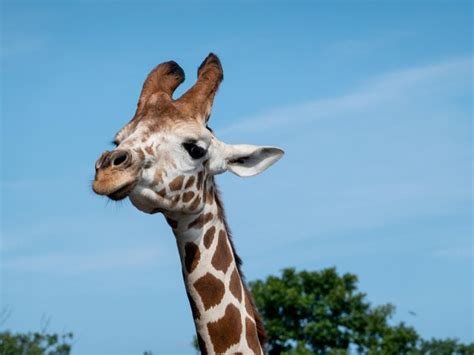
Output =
[{"x1": 92, "y1": 53, "x2": 284, "y2": 354}]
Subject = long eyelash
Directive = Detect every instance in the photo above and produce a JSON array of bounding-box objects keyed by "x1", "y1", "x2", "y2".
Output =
[{"x1": 184, "y1": 139, "x2": 198, "y2": 145}]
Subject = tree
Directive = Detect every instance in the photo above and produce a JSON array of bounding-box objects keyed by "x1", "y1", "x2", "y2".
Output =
[
  {"x1": 249, "y1": 268, "x2": 472, "y2": 354},
  {"x1": 418, "y1": 338, "x2": 474, "y2": 355},
  {"x1": 0, "y1": 330, "x2": 73, "y2": 355}
]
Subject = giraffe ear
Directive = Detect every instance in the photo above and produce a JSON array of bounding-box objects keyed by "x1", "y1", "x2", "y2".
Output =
[{"x1": 225, "y1": 145, "x2": 284, "y2": 177}]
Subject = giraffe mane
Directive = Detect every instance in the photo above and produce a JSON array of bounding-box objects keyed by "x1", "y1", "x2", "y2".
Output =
[{"x1": 211, "y1": 177, "x2": 267, "y2": 348}]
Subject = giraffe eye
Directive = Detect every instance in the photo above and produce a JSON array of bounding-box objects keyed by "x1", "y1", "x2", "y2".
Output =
[{"x1": 183, "y1": 143, "x2": 207, "y2": 159}]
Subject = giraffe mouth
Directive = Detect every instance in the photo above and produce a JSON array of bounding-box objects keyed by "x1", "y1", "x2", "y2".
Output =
[{"x1": 107, "y1": 181, "x2": 137, "y2": 201}]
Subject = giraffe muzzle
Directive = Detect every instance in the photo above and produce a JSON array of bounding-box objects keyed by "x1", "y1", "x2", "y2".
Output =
[
  {"x1": 95, "y1": 150, "x2": 132, "y2": 170},
  {"x1": 92, "y1": 149, "x2": 138, "y2": 200}
]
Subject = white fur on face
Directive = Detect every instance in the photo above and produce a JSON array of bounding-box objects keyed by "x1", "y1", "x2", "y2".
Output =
[
  {"x1": 112, "y1": 119, "x2": 284, "y2": 214},
  {"x1": 122, "y1": 123, "x2": 211, "y2": 214}
]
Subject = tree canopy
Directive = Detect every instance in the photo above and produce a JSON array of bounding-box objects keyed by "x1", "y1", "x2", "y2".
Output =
[
  {"x1": 0, "y1": 330, "x2": 73, "y2": 355},
  {"x1": 249, "y1": 268, "x2": 473, "y2": 355}
]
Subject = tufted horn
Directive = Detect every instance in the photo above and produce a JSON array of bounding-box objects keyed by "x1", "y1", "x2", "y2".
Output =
[
  {"x1": 176, "y1": 53, "x2": 223, "y2": 124},
  {"x1": 136, "y1": 61, "x2": 185, "y2": 115},
  {"x1": 114, "y1": 61, "x2": 185, "y2": 144}
]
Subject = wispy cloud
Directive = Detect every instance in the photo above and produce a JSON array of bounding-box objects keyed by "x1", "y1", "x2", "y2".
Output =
[{"x1": 219, "y1": 55, "x2": 472, "y2": 136}]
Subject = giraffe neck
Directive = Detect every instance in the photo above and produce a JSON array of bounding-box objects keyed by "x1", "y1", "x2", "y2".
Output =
[{"x1": 164, "y1": 180, "x2": 264, "y2": 354}]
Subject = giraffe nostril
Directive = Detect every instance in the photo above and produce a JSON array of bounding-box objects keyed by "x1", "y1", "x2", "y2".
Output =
[{"x1": 112, "y1": 151, "x2": 129, "y2": 167}]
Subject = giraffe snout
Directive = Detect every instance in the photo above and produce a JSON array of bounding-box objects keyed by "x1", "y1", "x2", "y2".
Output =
[
  {"x1": 95, "y1": 150, "x2": 133, "y2": 170},
  {"x1": 92, "y1": 149, "x2": 138, "y2": 199}
]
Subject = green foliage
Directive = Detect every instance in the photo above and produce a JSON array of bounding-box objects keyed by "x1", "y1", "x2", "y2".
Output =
[
  {"x1": 0, "y1": 330, "x2": 73, "y2": 355},
  {"x1": 250, "y1": 268, "x2": 371, "y2": 353},
  {"x1": 417, "y1": 338, "x2": 474, "y2": 355},
  {"x1": 249, "y1": 268, "x2": 473, "y2": 355},
  {"x1": 192, "y1": 336, "x2": 200, "y2": 353}
]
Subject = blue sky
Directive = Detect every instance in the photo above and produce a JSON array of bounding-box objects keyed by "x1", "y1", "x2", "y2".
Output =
[{"x1": 1, "y1": 1, "x2": 472, "y2": 353}]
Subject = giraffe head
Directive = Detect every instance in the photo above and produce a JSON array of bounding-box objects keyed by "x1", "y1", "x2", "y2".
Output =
[{"x1": 92, "y1": 54, "x2": 284, "y2": 214}]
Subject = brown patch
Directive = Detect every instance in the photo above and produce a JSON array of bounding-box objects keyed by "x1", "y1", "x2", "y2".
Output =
[
  {"x1": 207, "y1": 304, "x2": 242, "y2": 353},
  {"x1": 144, "y1": 145, "x2": 154, "y2": 155},
  {"x1": 171, "y1": 194, "x2": 180, "y2": 207},
  {"x1": 205, "y1": 190, "x2": 213, "y2": 204},
  {"x1": 229, "y1": 268, "x2": 242, "y2": 302},
  {"x1": 211, "y1": 230, "x2": 233, "y2": 274},
  {"x1": 244, "y1": 290, "x2": 254, "y2": 316},
  {"x1": 165, "y1": 217, "x2": 178, "y2": 229},
  {"x1": 154, "y1": 170, "x2": 163, "y2": 184},
  {"x1": 246, "y1": 317, "x2": 262, "y2": 354},
  {"x1": 186, "y1": 291, "x2": 201, "y2": 320},
  {"x1": 182, "y1": 191, "x2": 195, "y2": 203},
  {"x1": 184, "y1": 176, "x2": 195, "y2": 189},
  {"x1": 197, "y1": 171, "x2": 204, "y2": 189},
  {"x1": 169, "y1": 175, "x2": 184, "y2": 191},
  {"x1": 184, "y1": 242, "x2": 200, "y2": 274},
  {"x1": 156, "y1": 188, "x2": 166, "y2": 198},
  {"x1": 194, "y1": 273, "x2": 225, "y2": 310},
  {"x1": 189, "y1": 195, "x2": 201, "y2": 210},
  {"x1": 244, "y1": 288, "x2": 267, "y2": 347},
  {"x1": 188, "y1": 212, "x2": 213, "y2": 229},
  {"x1": 203, "y1": 226, "x2": 215, "y2": 249}
]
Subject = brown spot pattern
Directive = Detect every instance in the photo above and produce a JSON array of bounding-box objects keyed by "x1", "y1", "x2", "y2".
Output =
[
  {"x1": 245, "y1": 290, "x2": 254, "y2": 317},
  {"x1": 194, "y1": 273, "x2": 225, "y2": 310},
  {"x1": 156, "y1": 188, "x2": 166, "y2": 198},
  {"x1": 144, "y1": 145, "x2": 154, "y2": 155},
  {"x1": 182, "y1": 191, "x2": 195, "y2": 203},
  {"x1": 188, "y1": 212, "x2": 213, "y2": 229},
  {"x1": 171, "y1": 195, "x2": 180, "y2": 207},
  {"x1": 246, "y1": 317, "x2": 262, "y2": 354},
  {"x1": 169, "y1": 175, "x2": 184, "y2": 191},
  {"x1": 184, "y1": 242, "x2": 200, "y2": 273},
  {"x1": 207, "y1": 304, "x2": 242, "y2": 353},
  {"x1": 184, "y1": 176, "x2": 195, "y2": 189},
  {"x1": 229, "y1": 268, "x2": 242, "y2": 302},
  {"x1": 189, "y1": 195, "x2": 201, "y2": 210},
  {"x1": 154, "y1": 170, "x2": 163, "y2": 184},
  {"x1": 203, "y1": 226, "x2": 215, "y2": 249},
  {"x1": 211, "y1": 230, "x2": 233, "y2": 273},
  {"x1": 197, "y1": 171, "x2": 204, "y2": 189},
  {"x1": 205, "y1": 190, "x2": 213, "y2": 204}
]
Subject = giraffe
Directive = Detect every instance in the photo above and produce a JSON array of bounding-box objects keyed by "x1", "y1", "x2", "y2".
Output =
[{"x1": 92, "y1": 53, "x2": 284, "y2": 354}]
